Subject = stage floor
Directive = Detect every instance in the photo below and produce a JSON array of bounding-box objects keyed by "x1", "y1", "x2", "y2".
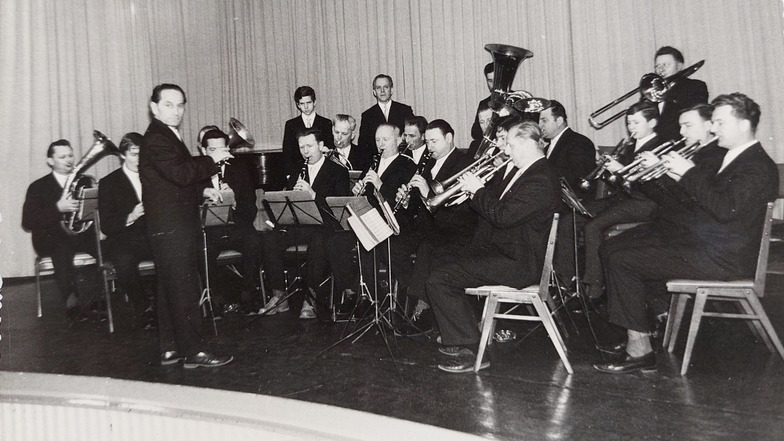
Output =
[{"x1": 2, "y1": 272, "x2": 784, "y2": 440}]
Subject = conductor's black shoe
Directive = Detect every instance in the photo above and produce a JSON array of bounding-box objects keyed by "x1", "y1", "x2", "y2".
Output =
[
  {"x1": 160, "y1": 351, "x2": 183, "y2": 366},
  {"x1": 183, "y1": 352, "x2": 234, "y2": 369},
  {"x1": 593, "y1": 351, "x2": 657, "y2": 374},
  {"x1": 597, "y1": 341, "x2": 627, "y2": 356}
]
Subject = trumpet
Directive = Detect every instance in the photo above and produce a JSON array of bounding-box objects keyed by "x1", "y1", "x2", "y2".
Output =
[
  {"x1": 393, "y1": 148, "x2": 433, "y2": 212},
  {"x1": 628, "y1": 136, "x2": 718, "y2": 183},
  {"x1": 579, "y1": 138, "x2": 631, "y2": 190},
  {"x1": 431, "y1": 148, "x2": 505, "y2": 195},
  {"x1": 614, "y1": 138, "x2": 686, "y2": 181},
  {"x1": 425, "y1": 153, "x2": 512, "y2": 211}
]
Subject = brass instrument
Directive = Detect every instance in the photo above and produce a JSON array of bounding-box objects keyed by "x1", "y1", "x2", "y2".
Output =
[
  {"x1": 579, "y1": 138, "x2": 631, "y2": 191},
  {"x1": 431, "y1": 148, "x2": 504, "y2": 195},
  {"x1": 227, "y1": 117, "x2": 256, "y2": 150},
  {"x1": 425, "y1": 154, "x2": 512, "y2": 211},
  {"x1": 61, "y1": 130, "x2": 122, "y2": 235},
  {"x1": 472, "y1": 43, "x2": 534, "y2": 159},
  {"x1": 629, "y1": 136, "x2": 718, "y2": 183},
  {"x1": 393, "y1": 148, "x2": 433, "y2": 212},
  {"x1": 615, "y1": 138, "x2": 686, "y2": 183},
  {"x1": 326, "y1": 148, "x2": 352, "y2": 169},
  {"x1": 588, "y1": 60, "x2": 705, "y2": 130}
]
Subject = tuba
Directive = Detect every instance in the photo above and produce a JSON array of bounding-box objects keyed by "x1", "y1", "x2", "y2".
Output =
[
  {"x1": 472, "y1": 44, "x2": 534, "y2": 159},
  {"x1": 61, "y1": 131, "x2": 121, "y2": 235},
  {"x1": 227, "y1": 117, "x2": 256, "y2": 151}
]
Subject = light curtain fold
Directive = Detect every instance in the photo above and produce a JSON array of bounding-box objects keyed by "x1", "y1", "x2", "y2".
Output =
[{"x1": 2, "y1": 0, "x2": 784, "y2": 277}]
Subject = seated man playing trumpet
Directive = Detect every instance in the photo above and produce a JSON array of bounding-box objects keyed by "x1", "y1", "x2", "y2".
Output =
[
  {"x1": 594, "y1": 93, "x2": 778, "y2": 373},
  {"x1": 426, "y1": 120, "x2": 561, "y2": 373}
]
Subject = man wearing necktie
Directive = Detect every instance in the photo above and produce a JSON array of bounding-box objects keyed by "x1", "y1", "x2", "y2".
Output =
[
  {"x1": 281, "y1": 86, "x2": 334, "y2": 179},
  {"x1": 426, "y1": 120, "x2": 561, "y2": 373},
  {"x1": 140, "y1": 83, "x2": 233, "y2": 369},
  {"x1": 594, "y1": 93, "x2": 778, "y2": 374},
  {"x1": 357, "y1": 74, "x2": 414, "y2": 155}
]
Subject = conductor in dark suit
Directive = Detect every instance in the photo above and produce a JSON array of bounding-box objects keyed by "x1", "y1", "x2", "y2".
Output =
[
  {"x1": 594, "y1": 93, "x2": 778, "y2": 374},
  {"x1": 98, "y1": 132, "x2": 155, "y2": 329},
  {"x1": 331, "y1": 114, "x2": 374, "y2": 171},
  {"x1": 282, "y1": 86, "x2": 334, "y2": 178},
  {"x1": 198, "y1": 128, "x2": 263, "y2": 315},
  {"x1": 22, "y1": 139, "x2": 97, "y2": 320},
  {"x1": 357, "y1": 74, "x2": 414, "y2": 153},
  {"x1": 653, "y1": 46, "x2": 709, "y2": 142},
  {"x1": 140, "y1": 83, "x2": 233, "y2": 369},
  {"x1": 427, "y1": 120, "x2": 561, "y2": 373},
  {"x1": 538, "y1": 100, "x2": 597, "y2": 201}
]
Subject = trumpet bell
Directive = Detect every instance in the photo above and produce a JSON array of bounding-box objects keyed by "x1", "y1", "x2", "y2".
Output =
[{"x1": 228, "y1": 117, "x2": 256, "y2": 150}]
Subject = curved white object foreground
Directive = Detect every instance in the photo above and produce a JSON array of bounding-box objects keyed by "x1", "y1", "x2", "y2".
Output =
[{"x1": 0, "y1": 372, "x2": 484, "y2": 441}]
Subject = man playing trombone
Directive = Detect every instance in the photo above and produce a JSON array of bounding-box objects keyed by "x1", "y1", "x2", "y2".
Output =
[
  {"x1": 594, "y1": 93, "x2": 777, "y2": 374},
  {"x1": 426, "y1": 120, "x2": 561, "y2": 373}
]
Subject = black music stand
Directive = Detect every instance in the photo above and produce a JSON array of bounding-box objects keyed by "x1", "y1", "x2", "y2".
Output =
[
  {"x1": 556, "y1": 178, "x2": 601, "y2": 347},
  {"x1": 200, "y1": 190, "x2": 235, "y2": 336},
  {"x1": 326, "y1": 196, "x2": 367, "y2": 322},
  {"x1": 251, "y1": 190, "x2": 323, "y2": 319}
]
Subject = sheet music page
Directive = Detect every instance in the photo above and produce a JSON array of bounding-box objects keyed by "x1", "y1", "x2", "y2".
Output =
[{"x1": 346, "y1": 202, "x2": 393, "y2": 250}]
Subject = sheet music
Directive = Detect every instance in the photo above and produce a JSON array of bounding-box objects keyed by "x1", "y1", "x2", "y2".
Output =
[{"x1": 346, "y1": 198, "x2": 393, "y2": 250}]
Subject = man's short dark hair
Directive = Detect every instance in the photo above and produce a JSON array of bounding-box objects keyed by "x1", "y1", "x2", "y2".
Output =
[
  {"x1": 478, "y1": 100, "x2": 492, "y2": 114},
  {"x1": 627, "y1": 101, "x2": 659, "y2": 122},
  {"x1": 372, "y1": 74, "x2": 393, "y2": 88},
  {"x1": 496, "y1": 115, "x2": 522, "y2": 133},
  {"x1": 296, "y1": 127, "x2": 324, "y2": 143},
  {"x1": 712, "y1": 93, "x2": 761, "y2": 131},
  {"x1": 680, "y1": 103, "x2": 713, "y2": 122},
  {"x1": 294, "y1": 86, "x2": 316, "y2": 102},
  {"x1": 47, "y1": 139, "x2": 71, "y2": 158},
  {"x1": 119, "y1": 132, "x2": 143, "y2": 155},
  {"x1": 545, "y1": 100, "x2": 567, "y2": 122},
  {"x1": 655, "y1": 46, "x2": 684, "y2": 63},
  {"x1": 425, "y1": 119, "x2": 454, "y2": 137},
  {"x1": 201, "y1": 129, "x2": 229, "y2": 148},
  {"x1": 404, "y1": 115, "x2": 428, "y2": 135},
  {"x1": 150, "y1": 83, "x2": 187, "y2": 103},
  {"x1": 483, "y1": 62, "x2": 494, "y2": 76}
]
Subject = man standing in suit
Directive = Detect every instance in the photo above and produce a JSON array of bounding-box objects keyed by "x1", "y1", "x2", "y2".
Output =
[
  {"x1": 427, "y1": 120, "x2": 561, "y2": 373},
  {"x1": 331, "y1": 114, "x2": 374, "y2": 172},
  {"x1": 594, "y1": 93, "x2": 778, "y2": 374},
  {"x1": 259, "y1": 128, "x2": 352, "y2": 319},
  {"x1": 538, "y1": 100, "x2": 597, "y2": 201},
  {"x1": 357, "y1": 74, "x2": 414, "y2": 153},
  {"x1": 282, "y1": 86, "x2": 334, "y2": 178},
  {"x1": 98, "y1": 132, "x2": 155, "y2": 330},
  {"x1": 23, "y1": 139, "x2": 98, "y2": 321},
  {"x1": 653, "y1": 46, "x2": 709, "y2": 142},
  {"x1": 198, "y1": 128, "x2": 264, "y2": 316},
  {"x1": 140, "y1": 83, "x2": 233, "y2": 368}
]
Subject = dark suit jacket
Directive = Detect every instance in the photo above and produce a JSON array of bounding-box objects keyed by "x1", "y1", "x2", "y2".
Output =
[
  {"x1": 98, "y1": 168, "x2": 147, "y2": 252},
  {"x1": 282, "y1": 113, "x2": 334, "y2": 178},
  {"x1": 658, "y1": 77, "x2": 709, "y2": 142},
  {"x1": 674, "y1": 142, "x2": 778, "y2": 275},
  {"x1": 202, "y1": 156, "x2": 257, "y2": 228},
  {"x1": 546, "y1": 128, "x2": 597, "y2": 199},
  {"x1": 469, "y1": 158, "x2": 561, "y2": 286},
  {"x1": 357, "y1": 101, "x2": 414, "y2": 152},
  {"x1": 286, "y1": 158, "x2": 351, "y2": 230},
  {"x1": 471, "y1": 96, "x2": 492, "y2": 141},
  {"x1": 366, "y1": 154, "x2": 417, "y2": 204},
  {"x1": 140, "y1": 118, "x2": 219, "y2": 236},
  {"x1": 23, "y1": 173, "x2": 71, "y2": 255},
  {"x1": 342, "y1": 142, "x2": 375, "y2": 172}
]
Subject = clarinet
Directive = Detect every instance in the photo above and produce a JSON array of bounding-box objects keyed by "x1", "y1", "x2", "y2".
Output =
[
  {"x1": 359, "y1": 153, "x2": 381, "y2": 196},
  {"x1": 393, "y1": 148, "x2": 433, "y2": 212}
]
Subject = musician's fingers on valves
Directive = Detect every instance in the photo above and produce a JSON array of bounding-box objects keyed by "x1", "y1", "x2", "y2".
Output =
[{"x1": 458, "y1": 171, "x2": 484, "y2": 195}]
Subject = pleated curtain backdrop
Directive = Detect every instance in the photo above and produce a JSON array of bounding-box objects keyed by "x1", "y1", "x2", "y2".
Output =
[{"x1": 2, "y1": 0, "x2": 784, "y2": 277}]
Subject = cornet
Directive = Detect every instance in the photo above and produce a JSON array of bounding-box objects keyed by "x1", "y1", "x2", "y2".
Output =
[
  {"x1": 425, "y1": 153, "x2": 512, "y2": 211},
  {"x1": 629, "y1": 136, "x2": 718, "y2": 183}
]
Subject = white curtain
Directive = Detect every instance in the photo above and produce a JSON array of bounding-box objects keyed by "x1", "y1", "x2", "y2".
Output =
[{"x1": 3, "y1": 0, "x2": 784, "y2": 277}]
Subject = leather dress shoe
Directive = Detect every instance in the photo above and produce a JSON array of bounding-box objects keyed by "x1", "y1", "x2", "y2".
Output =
[
  {"x1": 438, "y1": 359, "x2": 490, "y2": 373},
  {"x1": 597, "y1": 341, "x2": 627, "y2": 356},
  {"x1": 160, "y1": 351, "x2": 183, "y2": 366},
  {"x1": 438, "y1": 346, "x2": 472, "y2": 357},
  {"x1": 183, "y1": 352, "x2": 234, "y2": 369},
  {"x1": 593, "y1": 351, "x2": 656, "y2": 374}
]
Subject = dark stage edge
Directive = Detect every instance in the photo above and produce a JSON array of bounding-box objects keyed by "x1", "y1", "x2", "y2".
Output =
[{"x1": 2, "y1": 276, "x2": 784, "y2": 440}]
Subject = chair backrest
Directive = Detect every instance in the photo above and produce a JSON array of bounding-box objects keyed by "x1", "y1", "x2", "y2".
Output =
[
  {"x1": 538, "y1": 213, "x2": 559, "y2": 308},
  {"x1": 754, "y1": 202, "x2": 775, "y2": 297}
]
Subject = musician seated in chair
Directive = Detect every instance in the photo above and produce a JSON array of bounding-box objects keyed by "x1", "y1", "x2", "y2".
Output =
[
  {"x1": 260, "y1": 128, "x2": 352, "y2": 319},
  {"x1": 554, "y1": 102, "x2": 663, "y2": 302},
  {"x1": 23, "y1": 139, "x2": 98, "y2": 322},
  {"x1": 98, "y1": 133, "x2": 156, "y2": 330},
  {"x1": 198, "y1": 128, "x2": 264, "y2": 316},
  {"x1": 426, "y1": 120, "x2": 561, "y2": 373},
  {"x1": 401, "y1": 116, "x2": 429, "y2": 168},
  {"x1": 594, "y1": 93, "x2": 777, "y2": 374},
  {"x1": 329, "y1": 114, "x2": 374, "y2": 172}
]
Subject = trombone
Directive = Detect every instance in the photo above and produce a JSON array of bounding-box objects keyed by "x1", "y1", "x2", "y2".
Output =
[{"x1": 588, "y1": 60, "x2": 705, "y2": 130}]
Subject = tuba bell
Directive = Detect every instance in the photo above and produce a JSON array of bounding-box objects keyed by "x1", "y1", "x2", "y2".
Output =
[
  {"x1": 61, "y1": 130, "x2": 121, "y2": 235},
  {"x1": 227, "y1": 117, "x2": 256, "y2": 150}
]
